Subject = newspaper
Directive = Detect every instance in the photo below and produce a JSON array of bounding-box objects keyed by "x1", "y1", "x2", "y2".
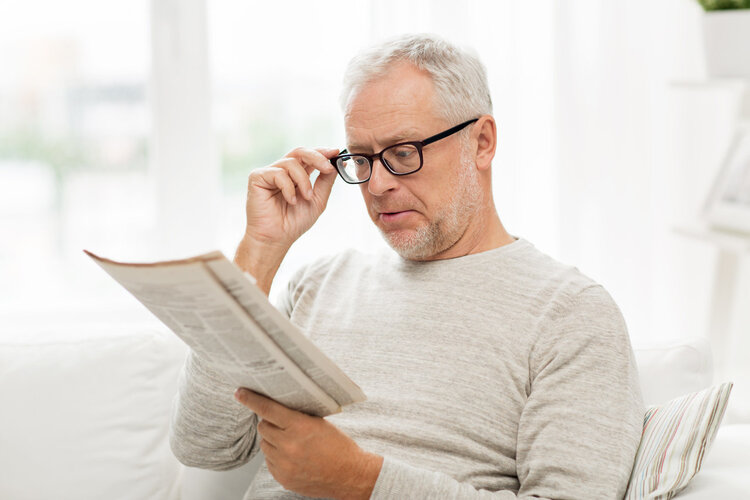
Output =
[{"x1": 84, "y1": 249, "x2": 367, "y2": 417}]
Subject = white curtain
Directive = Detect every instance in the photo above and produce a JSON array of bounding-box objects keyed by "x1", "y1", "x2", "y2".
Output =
[
  {"x1": 255, "y1": 1, "x2": 561, "y2": 300},
  {"x1": 5, "y1": 0, "x2": 748, "y2": 417},
  {"x1": 149, "y1": 0, "x2": 750, "y2": 422},
  {"x1": 553, "y1": 0, "x2": 749, "y2": 420},
  {"x1": 366, "y1": 1, "x2": 559, "y2": 254}
]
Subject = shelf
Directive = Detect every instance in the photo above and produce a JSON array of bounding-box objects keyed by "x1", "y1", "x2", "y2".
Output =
[{"x1": 672, "y1": 222, "x2": 750, "y2": 254}]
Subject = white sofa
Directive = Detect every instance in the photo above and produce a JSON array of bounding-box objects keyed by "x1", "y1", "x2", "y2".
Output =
[{"x1": 1, "y1": 323, "x2": 748, "y2": 499}]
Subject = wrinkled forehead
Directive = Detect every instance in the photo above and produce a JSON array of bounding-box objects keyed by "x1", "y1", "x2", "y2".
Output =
[{"x1": 343, "y1": 62, "x2": 444, "y2": 151}]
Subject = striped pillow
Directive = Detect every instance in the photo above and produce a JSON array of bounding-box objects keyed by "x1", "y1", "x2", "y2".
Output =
[{"x1": 625, "y1": 381, "x2": 733, "y2": 500}]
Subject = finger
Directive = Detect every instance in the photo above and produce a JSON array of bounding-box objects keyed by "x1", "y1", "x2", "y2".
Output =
[
  {"x1": 271, "y1": 169, "x2": 298, "y2": 205},
  {"x1": 315, "y1": 148, "x2": 342, "y2": 177},
  {"x1": 259, "y1": 436, "x2": 276, "y2": 450},
  {"x1": 263, "y1": 449, "x2": 276, "y2": 469},
  {"x1": 257, "y1": 418, "x2": 283, "y2": 446},
  {"x1": 286, "y1": 147, "x2": 336, "y2": 175},
  {"x1": 312, "y1": 170, "x2": 337, "y2": 204},
  {"x1": 276, "y1": 158, "x2": 314, "y2": 201},
  {"x1": 314, "y1": 146, "x2": 342, "y2": 159},
  {"x1": 260, "y1": 438, "x2": 277, "y2": 463},
  {"x1": 235, "y1": 388, "x2": 293, "y2": 429},
  {"x1": 248, "y1": 167, "x2": 292, "y2": 199}
]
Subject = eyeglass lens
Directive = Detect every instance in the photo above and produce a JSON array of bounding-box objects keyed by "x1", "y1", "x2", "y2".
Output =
[{"x1": 335, "y1": 143, "x2": 421, "y2": 183}]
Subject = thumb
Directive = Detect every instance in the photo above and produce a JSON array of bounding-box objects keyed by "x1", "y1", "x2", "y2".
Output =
[{"x1": 312, "y1": 170, "x2": 337, "y2": 207}]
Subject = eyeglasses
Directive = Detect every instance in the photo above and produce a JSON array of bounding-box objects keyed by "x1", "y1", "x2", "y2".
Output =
[{"x1": 330, "y1": 118, "x2": 479, "y2": 184}]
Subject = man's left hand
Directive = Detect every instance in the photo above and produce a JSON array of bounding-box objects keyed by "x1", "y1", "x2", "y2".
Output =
[{"x1": 234, "y1": 387, "x2": 383, "y2": 500}]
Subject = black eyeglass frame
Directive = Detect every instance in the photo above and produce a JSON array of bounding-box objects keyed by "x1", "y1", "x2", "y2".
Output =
[{"x1": 329, "y1": 117, "x2": 480, "y2": 184}]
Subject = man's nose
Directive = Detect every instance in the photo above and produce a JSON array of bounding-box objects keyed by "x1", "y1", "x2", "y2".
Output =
[{"x1": 367, "y1": 157, "x2": 398, "y2": 196}]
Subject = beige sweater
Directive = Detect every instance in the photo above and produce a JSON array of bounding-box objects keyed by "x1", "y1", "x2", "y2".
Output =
[{"x1": 169, "y1": 236, "x2": 644, "y2": 499}]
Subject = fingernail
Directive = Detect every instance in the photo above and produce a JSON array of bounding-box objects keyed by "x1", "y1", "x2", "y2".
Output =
[
  {"x1": 234, "y1": 388, "x2": 244, "y2": 400},
  {"x1": 291, "y1": 195, "x2": 297, "y2": 204},
  {"x1": 306, "y1": 189, "x2": 313, "y2": 199}
]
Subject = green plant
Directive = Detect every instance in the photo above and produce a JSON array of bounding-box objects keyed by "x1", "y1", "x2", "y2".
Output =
[{"x1": 697, "y1": 0, "x2": 750, "y2": 10}]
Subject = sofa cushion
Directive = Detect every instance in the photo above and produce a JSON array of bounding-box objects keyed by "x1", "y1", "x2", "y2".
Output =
[
  {"x1": 675, "y1": 423, "x2": 750, "y2": 498},
  {"x1": 625, "y1": 382, "x2": 733, "y2": 500},
  {"x1": 633, "y1": 337, "x2": 713, "y2": 406},
  {"x1": 0, "y1": 325, "x2": 187, "y2": 500}
]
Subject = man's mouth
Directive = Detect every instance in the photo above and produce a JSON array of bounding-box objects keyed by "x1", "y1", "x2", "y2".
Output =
[{"x1": 379, "y1": 210, "x2": 415, "y2": 224}]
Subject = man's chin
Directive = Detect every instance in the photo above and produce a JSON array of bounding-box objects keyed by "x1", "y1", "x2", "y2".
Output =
[{"x1": 379, "y1": 227, "x2": 435, "y2": 260}]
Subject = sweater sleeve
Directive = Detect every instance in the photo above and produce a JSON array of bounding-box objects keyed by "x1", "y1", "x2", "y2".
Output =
[
  {"x1": 370, "y1": 285, "x2": 644, "y2": 500},
  {"x1": 168, "y1": 262, "x2": 310, "y2": 471},
  {"x1": 168, "y1": 349, "x2": 260, "y2": 471}
]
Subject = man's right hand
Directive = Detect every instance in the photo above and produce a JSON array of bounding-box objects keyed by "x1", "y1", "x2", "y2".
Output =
[
  {"x1": 245, "y1": 147, "x2": 339, "y2": 249},
  {"x1": 234, "y1": 147, "x2": 340, "y2": 295}
]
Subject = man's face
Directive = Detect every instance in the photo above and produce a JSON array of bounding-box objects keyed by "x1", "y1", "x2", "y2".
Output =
[{"x1": 344, "y1": 62, "x2": 481, "y2": 260}]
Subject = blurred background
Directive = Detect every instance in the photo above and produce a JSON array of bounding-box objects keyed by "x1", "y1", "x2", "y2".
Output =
[{"x1": 1, "y1": 0, "x2": 748, "y2": 417}]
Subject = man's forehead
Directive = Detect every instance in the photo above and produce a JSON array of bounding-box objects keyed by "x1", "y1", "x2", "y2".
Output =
[
  {"x1": 343, "y1": 62, "x2": 440, "y2": 151},
  {"x1": 345, "y1": 126, "x2": 424, "y2": 152}
]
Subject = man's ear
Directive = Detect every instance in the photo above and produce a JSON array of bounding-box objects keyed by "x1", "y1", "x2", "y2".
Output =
[{"x1": 473, "y1": 115, "x2": 497, "y2": 171}]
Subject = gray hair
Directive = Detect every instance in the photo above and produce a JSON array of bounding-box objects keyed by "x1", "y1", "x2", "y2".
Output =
[{"x1": 340, "y1": 33, "x2": 493, "y2": 127}]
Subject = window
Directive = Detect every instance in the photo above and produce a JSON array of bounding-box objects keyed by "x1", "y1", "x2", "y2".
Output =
[
  {"x1": 1, "y1": 1, "x2": 556, "y2": 319},
  {"x1": 209, "y1": 0, "x2": 387, "y2": 302},
  {"x1": 0, "y1": 1, "x2": 152, "y2": 316}
]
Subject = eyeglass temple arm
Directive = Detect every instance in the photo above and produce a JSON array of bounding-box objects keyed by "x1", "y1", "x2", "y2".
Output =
[{"x1": 421, "y1": 118, "x2": 479, "y2": 147}]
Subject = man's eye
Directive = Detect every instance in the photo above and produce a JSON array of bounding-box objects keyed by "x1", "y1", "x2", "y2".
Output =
[
  {"x1": 354, "y1": 158, "x2": 367, "y2": 166},
  {"x1": 393, "y1": 147, "x2": 414, "y2": 158}
]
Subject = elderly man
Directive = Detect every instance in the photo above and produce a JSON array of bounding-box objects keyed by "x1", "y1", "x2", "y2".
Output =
[{"x1": 170, "y1": 34, "x2": 644, "y2": 499}]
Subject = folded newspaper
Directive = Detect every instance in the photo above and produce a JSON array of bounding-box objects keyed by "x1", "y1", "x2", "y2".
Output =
[{"x1": 84, "y1": 249, "x2": 367, "y2": 417}]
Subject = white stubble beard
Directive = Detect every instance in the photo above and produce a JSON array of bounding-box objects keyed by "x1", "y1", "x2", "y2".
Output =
[{"x1": 380, "y1": 143, "x2": 483, "y2": 260}]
